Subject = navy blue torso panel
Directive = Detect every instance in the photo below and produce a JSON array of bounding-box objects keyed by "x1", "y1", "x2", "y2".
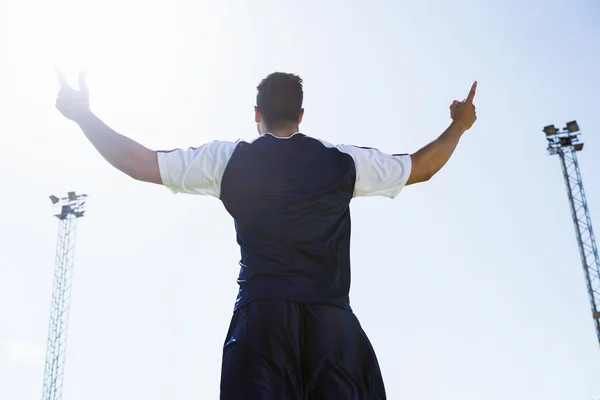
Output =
[{"x1": 219, "y1": 134, "x2": 356, "y2": 310}]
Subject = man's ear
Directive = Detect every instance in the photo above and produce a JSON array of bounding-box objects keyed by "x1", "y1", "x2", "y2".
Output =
[
  {"x1": 255, "y1": 106, "x2": 261, "y2": 123},
  {"x1": 298, "y1": 108, "x2": 305, "y2": 124}
]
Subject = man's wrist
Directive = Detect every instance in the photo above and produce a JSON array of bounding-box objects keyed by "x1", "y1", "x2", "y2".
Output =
[
  {"x1": 73, "y1": 109, "x2": 95, "y2": 126},
  {"x1": 448, "y1": 120, "x2": 468, "y2": 136}
]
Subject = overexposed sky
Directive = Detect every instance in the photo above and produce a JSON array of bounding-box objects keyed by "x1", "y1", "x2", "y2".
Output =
[{"x1": 1, "y1": 0, "x2": 600, "y2": 398}]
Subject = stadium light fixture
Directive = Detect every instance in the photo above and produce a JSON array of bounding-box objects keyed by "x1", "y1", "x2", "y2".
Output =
[
  {"x1": 560, "y1": 137, "x2": 571, "y2": 146},
  {"x1": 543, "y1": 125, "x2": 558, "y2": 136},
  {"x1": 565, "y1": 120, "x2": 580, "y2": 133}
]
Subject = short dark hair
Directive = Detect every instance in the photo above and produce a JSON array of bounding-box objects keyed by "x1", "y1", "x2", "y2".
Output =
[{"x1": 256, "y1": 72, "x2": 304, "y2": 130}]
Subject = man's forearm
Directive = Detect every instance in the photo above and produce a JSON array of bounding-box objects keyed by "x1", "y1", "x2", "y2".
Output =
[
  {"x1": 408, "y1": 121, "x2": 466, "y2": 184},
  {"x1": 74, "y1": 111, "x2": 160, "y2": 182}
]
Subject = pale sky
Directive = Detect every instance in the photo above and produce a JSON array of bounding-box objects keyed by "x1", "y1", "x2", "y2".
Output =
[{"x1": 1, "y1": 0, "x2": 600, "y2": 399}]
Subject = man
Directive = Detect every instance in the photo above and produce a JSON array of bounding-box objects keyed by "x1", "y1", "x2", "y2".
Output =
[{"x1": 55, "y1": 70, "x2": 477, "y2": 399}]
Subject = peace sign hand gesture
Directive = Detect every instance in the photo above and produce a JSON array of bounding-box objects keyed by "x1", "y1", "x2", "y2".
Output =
[
  {"x1": 450, "y1": 81, "x2": 478, "y2": 131},
  {"x1": 55, "y1": 67, "x2": 91, "y2": 122}
]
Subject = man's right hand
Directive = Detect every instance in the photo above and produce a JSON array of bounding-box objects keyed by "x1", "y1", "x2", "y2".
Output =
[
  {"x1": 450, "y1": 81, "x2": 478, "y2": 131},
  {"x1": 406, "y1": 81, "x2": 479, "y2": 185},
  {"x1": 55, "y1": 67, "x2": 91, "y2": 122}
]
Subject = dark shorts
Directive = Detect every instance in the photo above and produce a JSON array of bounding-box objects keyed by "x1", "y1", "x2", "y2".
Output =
[{"x1": 220, "y1": 299, "x2": 387, "y2": 399}]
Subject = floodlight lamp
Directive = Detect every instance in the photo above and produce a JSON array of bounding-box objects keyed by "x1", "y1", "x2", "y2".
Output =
[
  {"x1": 573, "y1": 143, "x2": 584, "y2": 152},
  {"x1": 565, "y1": 120, "x2": 579, "y2": 133},
  {"x1": 68, "y1": 191, "x2": 77, "y2": 201},
  {"x1": 559, "y1": 137, "x2": 571, "y2": 146},
  {"x1": 543, "y1": 125, "x2": 558, "y2": 136},
  {"x1": 49, "y1": 195, "x2": 59, "y2": 204}
]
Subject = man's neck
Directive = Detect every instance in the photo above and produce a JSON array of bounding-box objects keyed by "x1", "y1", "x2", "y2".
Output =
[{"x1": 267, "y1": 126, "x2": 300, "y2": 138}]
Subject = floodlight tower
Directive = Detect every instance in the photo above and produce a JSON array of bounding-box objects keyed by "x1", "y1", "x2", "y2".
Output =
[
  {"x1": 41, "y1": 191, "x2": 87, "y2": 400},
  {"x1": 543, "y1": 121, "x2": 600, "y2": 348}
]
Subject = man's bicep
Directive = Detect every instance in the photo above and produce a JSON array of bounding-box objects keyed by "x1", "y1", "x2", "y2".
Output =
[
  {"x1": 405, "y1": 149, "x2": 434, "y2": 185},
  {"x1": 128, "y1": 147, "x2": 163, "y2": 184},
  {"x1": 156, "y1": 140, "x2": 237, "y2": 196},
  {"x1": 336, "y1": 145, "x2": 412, "y2": 198}
]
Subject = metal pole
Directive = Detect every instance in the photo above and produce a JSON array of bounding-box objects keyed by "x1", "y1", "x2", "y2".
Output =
[
  {"x1": 41, "y1": 193, "x2": 87, "y2": 400},
  {"x1": 545, "y1": 122, "x2": 600, "y2": 348}
]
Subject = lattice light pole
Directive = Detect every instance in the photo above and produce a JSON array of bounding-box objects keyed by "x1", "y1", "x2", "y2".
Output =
[
  {"x1": 42, "y1": 191, "x2": 87, "y2": 400},
  {"x1": 543, "y1": 121, "x2": 600, "y2": 348}
]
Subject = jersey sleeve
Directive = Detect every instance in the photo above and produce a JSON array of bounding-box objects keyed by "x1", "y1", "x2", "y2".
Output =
[
  {"x1": 156, "y1": 140, "x2": 238, "y2": 197},
  {"x1": 336, "y1": 145, "x2": 412, "y2": 199}
]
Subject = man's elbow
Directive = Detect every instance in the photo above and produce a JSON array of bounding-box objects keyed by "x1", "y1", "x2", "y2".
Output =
[
  {"x1": 128, "y1": 167, "x2": 145, "y2": 182},
  {"x1": 421, "y1": 170, "x2": 435, "y2": 182},
  {"x1": 116, "y1": 158, "x2": 143, "y2": 181}
]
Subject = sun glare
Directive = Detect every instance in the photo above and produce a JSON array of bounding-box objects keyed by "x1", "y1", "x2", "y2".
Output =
[{"x1": 6, "y1": 0, "x2": 183, "y2": 104}]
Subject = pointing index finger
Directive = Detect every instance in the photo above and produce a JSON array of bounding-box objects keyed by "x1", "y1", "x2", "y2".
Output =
[
  {"x1": 465, "y1": 81, "x2": 477, "y2": 104},
  {"x1": 54, "y1": 66, "x2": 70, "y2": 89},
  {"x1": 78, "y1": 71, "x2": 88, "y2": 92}
]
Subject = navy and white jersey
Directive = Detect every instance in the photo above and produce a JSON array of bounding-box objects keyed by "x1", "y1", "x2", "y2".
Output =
[{"x1": 157, "y1": 132, "x2": 411, "y2": 310}]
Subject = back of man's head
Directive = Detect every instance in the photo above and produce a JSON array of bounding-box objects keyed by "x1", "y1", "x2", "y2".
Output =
[{"x1": 256, "y1": 72, "x2": 304, "y2": 130}]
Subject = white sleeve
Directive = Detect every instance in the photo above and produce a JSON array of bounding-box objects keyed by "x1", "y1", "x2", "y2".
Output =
[
  {"x1": 156, "y1": 140, "x2": 238, "y2": 197},
  {"x1": 336, "y1": 145, "x2": 412, "y2": 199}
]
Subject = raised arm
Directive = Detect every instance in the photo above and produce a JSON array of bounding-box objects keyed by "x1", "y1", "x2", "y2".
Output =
[
  {"x1": 54, "y1": 68, "x2": 237, "y2": 195},
  {"x1": 54, "y1": 68, "x2": 161, "y2": 183},
  {"x1": 407, "y1": 81, "x2": 478, "y2": 185},
  {"x1": 337, "y1": 81, "x2": 478, "y2": 199}
]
